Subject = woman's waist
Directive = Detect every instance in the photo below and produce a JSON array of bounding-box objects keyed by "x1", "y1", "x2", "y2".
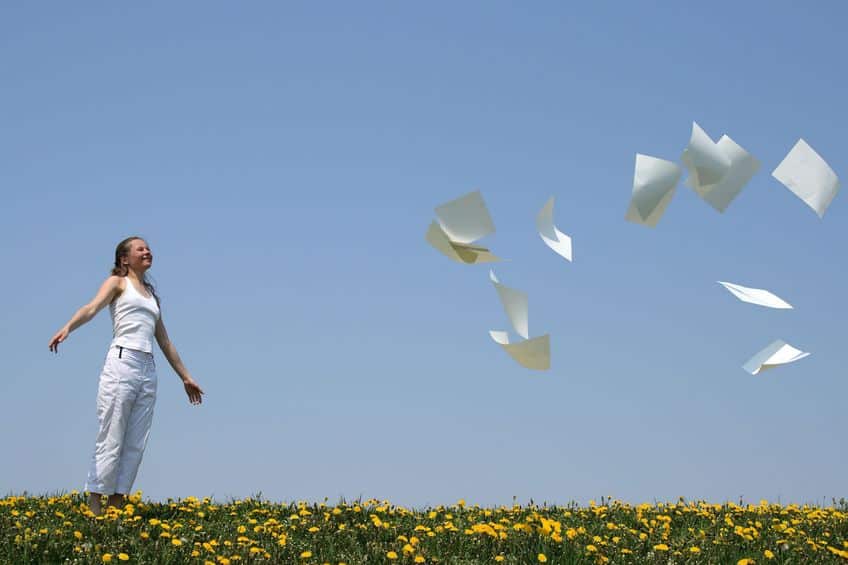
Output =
[{"x1": 107, "y1": 343, "x2": 155, "y2": 363}]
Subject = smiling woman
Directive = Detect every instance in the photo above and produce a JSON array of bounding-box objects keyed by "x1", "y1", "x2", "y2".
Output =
[{"x1": 47, "y1": 236, "x2": 205, "y2": 516}]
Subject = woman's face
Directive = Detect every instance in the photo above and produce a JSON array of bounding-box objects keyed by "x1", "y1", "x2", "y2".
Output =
[{"x1": 124, "y1": 239, "x2": 153, "y2": 272}]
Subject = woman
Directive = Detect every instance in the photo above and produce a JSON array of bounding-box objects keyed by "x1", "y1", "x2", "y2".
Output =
[{"x1": 48, "y1": 236, "x2": 204, "y2": 515}]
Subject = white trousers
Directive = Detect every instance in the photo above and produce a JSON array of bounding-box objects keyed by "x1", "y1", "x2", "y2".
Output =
[{"x1": 84, "y1": 345, "x2": 157, "y2": 495}]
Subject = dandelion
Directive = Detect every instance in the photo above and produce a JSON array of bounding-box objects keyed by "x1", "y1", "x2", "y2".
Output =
[
  {"x1": 537, "y1": 554, "x2": 548, "y2": 562},
  {"x1": 300, "y1": 551, "x2": 312, "y2": 559},
  {"x1": 495, "y1": 556, "x2": 505, "y2": 562},
  {"x1": 172, "y1": 539, "x2": 182, "y2": 547},
  {"x1": 653, "y1": 543, "x2": 669, "y2": 551},
  {"x1": 764, "y1": 549, "x2": 775, "y2": 559},
  {"x1": 586, "y1": 545, "x2": 597, "y2": 553},
  {"x1": 690, "y1": 547, "x2": 701, "y2": 554},
  {"x1": 118, "y1": 554, "x2": 129, "y2": 562},
  {"x1": 74, "y1": 531, "x2": 83, "y2": 540},
  {"x1": 102, "y1": 555, "x2": 113, "y2": 563},
  {"x1": 387, "y1": 551, "x2": 398, "y2": 559},
  {"x1": 737, "y1": 559, "x2": 755, "y2": 565},
  {"x1": 415, "y1": 557, "x2": 425, "y2": 563}
]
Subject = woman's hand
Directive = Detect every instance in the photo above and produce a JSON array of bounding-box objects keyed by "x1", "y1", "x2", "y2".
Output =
[
  {"x1": 48, "y1": 326, "x2": 70, "y2": 353},
  {"x1": 182, "y1": 378, "x2": 205, "y2": 405}
]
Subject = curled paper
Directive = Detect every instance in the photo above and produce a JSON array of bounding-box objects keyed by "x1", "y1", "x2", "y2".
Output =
[
  {"x1": 489, "y1": 270, "x2": 549, "y2": 370},
  {"x1": 536, "y1": 196, "x2": 573, "y2": 262},
  {"x1": 425, "y1": 190, "x2": 501, "y2": 264},
  {"x1": 489, "y1": 331, "x2": 551, "y2": 371},
  {"x1": 772, "y1": 139, "x2": 840, "y2": 218},
  {"x1": 625, "y1": 154, "x2": 682, "y2": 227},
  {"x1": 686, "y1": 135, "x2": 761, "y2": 212},
  {"x1": 681, "y1": 122, "x2": 732, "y2": 191},
  {"x1": 718, "y1": 281, "x2": 793, "y2": 310},
  {"x1": 489, "y1": 270, "x2": 528, "y2": 339},
  {"x1": 742, "y1": 340, "x2": 810, "y2": 375}
]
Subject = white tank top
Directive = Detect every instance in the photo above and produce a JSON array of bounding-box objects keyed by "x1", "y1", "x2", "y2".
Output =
[{"x1": 109, "y1": 277, "x2": 161, "y2": 353}]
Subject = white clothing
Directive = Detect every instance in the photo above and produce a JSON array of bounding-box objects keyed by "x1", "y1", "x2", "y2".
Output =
[
  {"x1": 84, "y1": 345, "x2": 157, "y2": 495},
  {"x1": 109, "y1": 277, "x2": 160, "y2": 354}
]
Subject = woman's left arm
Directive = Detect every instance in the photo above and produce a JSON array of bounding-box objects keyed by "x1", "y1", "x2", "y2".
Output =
[{"x1": 155, "y1": 317, "x2": 205, "y2": 405}]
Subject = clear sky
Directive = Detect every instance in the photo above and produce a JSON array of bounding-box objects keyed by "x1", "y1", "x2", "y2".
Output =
[{"x1": 2, "y1": 1, "x2": 846, "y2": 508}]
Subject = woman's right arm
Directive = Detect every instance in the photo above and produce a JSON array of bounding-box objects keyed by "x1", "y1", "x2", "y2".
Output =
[{"x1": 48, "y1": 276, "x2": 122, "y2": 353}]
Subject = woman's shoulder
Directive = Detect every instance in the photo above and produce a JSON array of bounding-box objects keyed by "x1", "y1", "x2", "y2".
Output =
[{"x1": 104, "y1": 274, "x2": 127, "y2": 295}]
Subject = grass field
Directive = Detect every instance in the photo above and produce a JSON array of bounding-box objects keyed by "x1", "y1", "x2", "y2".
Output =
[{"x1": 2, "y1": 493, "x2": 847, "y2": 563}]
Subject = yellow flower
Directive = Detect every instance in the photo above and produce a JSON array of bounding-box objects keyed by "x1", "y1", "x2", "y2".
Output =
[
  {"x1": 495, "y1": 556, "x2": 505, "y2": 562},
  {"x1": 308, "y1": 526, "x2": 320, "y2": 533},
  {"x1": 764, "y1": 549, "x2": 775, "y2": 559},
  {"x1": 250, "y1": 547, "x2": 262, "y2": 554},
  {"x1": 118, "y1": 555, "x2": 129, "y2": 562},
  {"x1": 171, "y1": 539, "x2": 182, "y2": 546},
  {"x1": 74, "y1": 531, "x2": 83, "y2": 540},
  {"x1": 537, "y1": 554, "x2": 548, "y2": 563},
  {"x1": 653, "y1": 544, "x2": 669, "y2": 551},
  {"x1": 690, "y1": 547, "x2": 701, "y2": 554},
  {"x1": 414, "y1": 557, "x2": 425, "y2": 563},
  {"x1": 140, "y1": 531, "x2": 149, "y2": 540},
  {"x1": 102, "y1": 555, "x2": 113, "y2": 563},
  {"x1": 586, "y1": 545, "x2": 597, "y2": 553},
  {"x1": 237, "y1": 525, "x2": 247, "y2": 534},
  {"x1": 387, "y1": 551, "x2": 398, "y2": 560},
  {"x1": 737, "y1": 559, "x2": 755, "y2": 565},
  {"x1": 300, "y1": 551, "x2": 312, "y2": 559}
]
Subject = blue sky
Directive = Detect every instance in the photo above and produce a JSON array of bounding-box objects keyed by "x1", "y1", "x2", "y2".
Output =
[{"x1": 2, "y1": 1, "x2": 846, "y2": 507}]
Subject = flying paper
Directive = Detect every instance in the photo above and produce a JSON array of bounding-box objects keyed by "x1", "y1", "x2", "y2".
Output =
[
  {"x1": 625, "y1": 154, "x2": 682, "y2": 227},
  {"x1": 425, "y1": 190, "x2": 501, "y2": 264},
  {"x1": 489, "y1": 331, "x2": 551, "y2": 371},
  {"x1": 489, "y1": 270, "x2": 550, "y2": 370},
  {"x1": 681, "y1": 122, "x2": 732, "y2": 191},
  {"x1": 536, "y1": 196, "x2": 572, "y2": 261},
  {"x1": 686, "y1": 135, "x2": 761, "y2": 212},
  {"x1": 489, "y1": 270, "x2": 528, "y2": 339},
  {"x1": 742, "y1": 339, "x2": 810, "y2": 375},
  {"x1": 717, "y1": 281, "x2": 793, "y2": 309},
  {"x1": 772, "y1": 139, "x2": 840, "y2": 218}
]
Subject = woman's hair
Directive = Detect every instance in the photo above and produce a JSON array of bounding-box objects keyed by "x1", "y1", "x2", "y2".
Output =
[{"x1": 111, "y1": 236, "x2": 161, "y2": 307}]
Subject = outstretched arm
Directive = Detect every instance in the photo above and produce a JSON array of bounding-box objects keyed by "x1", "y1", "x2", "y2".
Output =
[
  {"x1": 49, "y1": 276, "x2": 122, "y2": 353},
  {"x1": 155, "y1": 317, "x2": 204, "y2": 405}
]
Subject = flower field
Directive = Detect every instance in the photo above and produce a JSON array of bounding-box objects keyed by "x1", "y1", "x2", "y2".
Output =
[{"x1": 2, "y1": 493, "x2": 847, "y2": 564}]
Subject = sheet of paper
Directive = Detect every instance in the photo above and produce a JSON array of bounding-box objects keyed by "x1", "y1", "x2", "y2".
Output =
[
  {"x1": 425, "y1": 221, "x2": 501, "y2": 264},
  {"x1": 434, "y1": 190, "x2": 496, "y2": 244},
  {"x1": 772, "y1": 139, "x2": 840, "y2": 218},
  {"x1": 489, "y1": 331, "x2": 551, "y2": 370},
  {"x1": 686, "y1": 135, "x2": 761, "y2": 212},
  {"x1": 426, "y1": 191, "x2": 501, "y2": 263},
  {"x1": 627, "y1": 154, "x2": 682, "y2": 225},
  {"x1": 681, "y1": 122, "x2": 732, "y2": 191},
  {"x1": 489, "y1": 270, "x2": 529, "y2": 339},
  {"x1": 625, "y1": 187, "x2": 674, "y2": 227},
  {"x1": 742, "y1": 339, "x2": 810, "y2": 375},
  {"x1": 536, "y1": 196, "x2": 573, "y2": 261},
  {"x1": 717, "y1": 281, "x2": 793, "y2": 309}
]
